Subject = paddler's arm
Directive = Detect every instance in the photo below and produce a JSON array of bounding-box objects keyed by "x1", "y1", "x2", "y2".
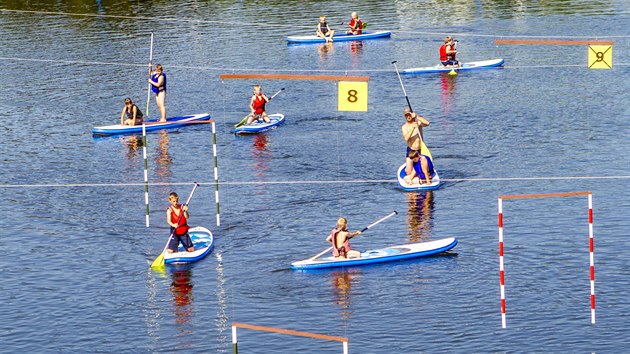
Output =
[
  {"x1": 348, "y1": 231, "x2": 362, "y2": 239},
  {"x1": 120, "y1": 106, "x2": 127, "y2": 125}
]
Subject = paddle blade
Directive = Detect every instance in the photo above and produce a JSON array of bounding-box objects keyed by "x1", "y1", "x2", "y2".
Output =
[
  {"x1": 420, "y1": 140, "x2": 433, "y2": 160},
  {"x1": 362, "y1": 22, "x2": 368, "y2": 29},
  {"x1": 150, "y1": 252, "x2": 165, "y2": 268},
  {"x1": 234, "y1": 115, "x2": 249, "y2": 128}
]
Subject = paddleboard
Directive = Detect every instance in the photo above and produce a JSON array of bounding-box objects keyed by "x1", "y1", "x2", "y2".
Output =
[
  {"x1": 291, "y1": 237, "x2": 457, "y2": 270},
  {"x1": 287, "y1": 30, "x2": 391, "y2": 44},
  {"x1": 234, "y1": 113, "x2": 285, "y2": 134},
  {"x1": 92, "y1": 113, "x2": 211, "y2": 136},
  {"x1": 397, "y1": 163, "x2": 441, "y2": 191},
  {"x1": 164, "y1": 226, "x2": 214, "y2": 264},
  {"x1": 401, "y1": 58, "x2": 505, "y2": 74}
]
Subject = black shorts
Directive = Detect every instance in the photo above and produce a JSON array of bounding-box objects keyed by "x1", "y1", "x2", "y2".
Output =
[{"x1": 168, "y1": 233, "x2": 194, "y2": 252}]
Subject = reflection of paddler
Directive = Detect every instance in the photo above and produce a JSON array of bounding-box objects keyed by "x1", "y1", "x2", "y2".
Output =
[
  {"x1": 406, "y1": 191, "x2": 434, "y2": 243},
  {"x1": 170, "y1": 268, "x2": 193, "y2": 330},
  {"x1": 155, "y1": 130, "x2": 172, "y2": 178},
  {"x1": 331, "y1": 270, "x2": 354, "y2": 320}
]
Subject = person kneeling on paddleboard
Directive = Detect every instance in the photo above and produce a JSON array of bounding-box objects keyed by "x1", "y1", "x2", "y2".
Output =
[
  {"x1": 326, "y1": 217, "x2": 362, "y2": 259},
  {"x1": 166, "y1": 192, "x2": 194, "y2": 253},
  {"x1": 120, "y1": 97, "x2": 144, "y2": 126},
  {"x1": 439, "y1": 36, "x2": 460, "y2": 68},
  {"x1": 404, "y1": 150, "x2": 434, "y2": 185},
  {"x1": 346, "y1": 12, "x2": 363, "y2": 35},
  {"x1": 246, "y1": 85, "x2": 271, "y2": 124}
]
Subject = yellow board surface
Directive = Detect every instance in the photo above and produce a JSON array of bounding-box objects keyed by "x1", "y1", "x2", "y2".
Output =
[
  {"x1": 338, "y1": 81, "x2": 368, "y2": 112},
  {"x1": 588, "y1": 45, "x2": 612, "y2": 69}
]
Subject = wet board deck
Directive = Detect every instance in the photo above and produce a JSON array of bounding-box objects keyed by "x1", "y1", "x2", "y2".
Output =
[
  {"x1": 92, "y1": 113, "x2": 211, "y2": 136},
  {"x1": 291, "y1": 237, "x2": 457, "y2": 270},
  {"x1": 164, "y1": 226, "x2": 214, "y2": 264},
  {"x1": 287, "y1": 30, "x2": 392, "y2": 44},
  {"x1": 401, "y1": 58, "x2": 505, "y2": 74}
]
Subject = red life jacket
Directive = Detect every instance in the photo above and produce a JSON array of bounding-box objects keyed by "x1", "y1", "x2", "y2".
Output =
[
  {"x1": 349, "y1": 18, "x2": 362, "y2": 34},
  {"x1": 252, "y1": 95, "x2": 266, "y2": 115},
  {"x1": 329, "y1": 228, "x2": 350, "y2": 257},
  {"x1": 169, "y1": 204, "x2": 189, "y2": 236},
  {"x1": 439, "y1": 44, "x2": 448, "y2": 61}
]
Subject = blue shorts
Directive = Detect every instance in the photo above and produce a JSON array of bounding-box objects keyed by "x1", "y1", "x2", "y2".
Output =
[
  {"x1": 168, "y1": 231, "x2": 194, "y2": 252},
  {"x1": 441, "y1": 60, "x2": 459, "y2": 66}
]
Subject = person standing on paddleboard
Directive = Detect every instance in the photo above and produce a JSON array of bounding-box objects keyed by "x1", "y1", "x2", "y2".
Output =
[
  {"x1": 316, "y1": 16, "x2": 335, "y2": 42},
  {"x1": 148, "y1": 64, "x2": 167, "y2": 122},
  {"x1": 326, "y1": 217, "x2": 362, "y2": 259},
  {"x1": 246, "y1": 85, "x2": 271, "y2": 124},
  {"x1": 401, "y1": 107, "x2": 432, "y2": 183},
  {"x1": 166, "y1": 192, "x2": 194, "y2": 253},
  {"x1": 120, "y1": 97, "x2": 143, "y2": 126},
  {"x1": 439, "y1": 36, "x2": 460, "y2": 68}
]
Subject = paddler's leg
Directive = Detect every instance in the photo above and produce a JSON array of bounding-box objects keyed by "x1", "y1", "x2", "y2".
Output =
[
  {"x1": 261, "y1": 112, "x2": 270, "y2": 123},
  {"x1": 246, "y1": 114, "x2": 255, "y2": 124},
  {"x1": 156, "y1": 91, "x2": 166, "y2": 122},
  {"x1": 404, "y1": 157, "x2": 415, "y2": 184},
  {"x1": 419, "y1": 156, "x2": 432, "y2": 184},
  {"x1": 182, "y1": 233, "x2": 194, "y2": 252},
  {"x1": 347, "y1": 249, "x2": 361, "y2": 259}
]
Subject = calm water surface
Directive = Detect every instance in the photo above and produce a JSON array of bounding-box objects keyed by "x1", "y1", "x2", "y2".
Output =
[{"x1": 1, "y1": 1, "x2": 629, "y2": 353}]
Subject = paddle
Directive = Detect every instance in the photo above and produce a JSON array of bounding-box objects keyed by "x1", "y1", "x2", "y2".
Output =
[
  {"x1": 145, "y1": 32, "x2": 154, "y2": 120},
  {"x1": 392, "y1": 61, "x2": 432, "y2": 159},
  {"x1": 150, "y1": 182, "x2": 199, "y2": 269},
  {"x1": 309, "y1": 211, "x2": 398, "y2": 260},
  {"x1": 234, "y1": 88, "x2": 285, "y2": 128}
]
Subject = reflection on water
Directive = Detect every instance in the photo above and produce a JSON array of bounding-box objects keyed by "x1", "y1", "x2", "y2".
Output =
[
  {"x1": 155, "y1": 130, "x2": 172, "y2": 179},
  {"x1": 440, "y1": 73, "x2": 457, "y2": 117},
  {"x1": 318, "y1": 42, "x2": 334, "y2": 64},
  {"x1": 252, "y1": 134, "x2": 271, "y2": 178},
  {"x1": 330, "y1": 269, "x2": 358, "y2": 321},
  {"x1": 406, "y1": 191, "x2": 435, "y2": 243},
  {"x1": 349, "y1": 41, "x2": 363, "y2": 66},
  {"x1": 120, "y1": 135, "x2": 143, "y2": 159},
  {"x1": 169, "y1": 268, "x2": 194, "y2": 338}
]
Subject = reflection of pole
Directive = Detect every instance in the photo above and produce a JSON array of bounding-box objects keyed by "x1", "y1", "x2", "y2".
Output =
[
  {"x1": 142, "y1": 123, "x2": 150, "y2": 227},
  {"x1": 212, "y1": 121, "x2": 221, "y2": 226},
  {"x1": 216, "y1": 252, "x2": 229, "y2": 350}
]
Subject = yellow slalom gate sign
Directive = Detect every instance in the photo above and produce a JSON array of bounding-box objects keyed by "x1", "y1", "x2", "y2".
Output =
[
  {"x1": 338, "y1": 81, "x2": 368, "y2": 112},
  {"x1": 588, "y1": 45, "x2": 612, "y2": 69}
]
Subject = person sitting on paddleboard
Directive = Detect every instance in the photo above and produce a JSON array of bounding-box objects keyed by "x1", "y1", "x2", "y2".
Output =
[
  {"x1": 401, "y1": 106, "x2": 430, "y2": 159},
  {"x1": 404, "y1": 150, "x2": 434, "y2": 185},
  {"x1": 120, "y1": 97, "x2": 144, "y2": 126},
  {"x1": 148, "y1": 64, "x2": 167, "y2": 122},
  {"x1": 246, "y1": 85, "x2": 271, "y2": 124},
  {"x1": 346, "y1": 12, "x2": 363, "y2": 35},
  {"x1": 166, "y1": 192, "x2": 194, "y2": 253},
  {"x1": 326, "y1": 217, "x2": 362, "y2": 259},
  {"x1": 316, "y1": 16, "x2": 335, "y2": 42},
  {"x1": 439, "y1": 36, "x2": 460, "y2": 68}
]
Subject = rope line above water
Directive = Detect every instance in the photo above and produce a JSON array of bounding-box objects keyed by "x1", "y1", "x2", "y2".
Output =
[{"x1": 0, "y1": 176, "x2": 628, "y2": 189}]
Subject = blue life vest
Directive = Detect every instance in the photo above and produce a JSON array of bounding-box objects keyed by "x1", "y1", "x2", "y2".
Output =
[{"x1": 151, "y1": 72, "x2": 166, "y2": 94}]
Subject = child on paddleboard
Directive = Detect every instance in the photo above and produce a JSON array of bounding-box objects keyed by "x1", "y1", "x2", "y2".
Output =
[
  {"x1": 316, "y1": 16, "x2": 335, "y2": 42},
  {"x1": 166, "y1": 192, "x2": 194, "y2": 253},
  {"x1": 404, "y1": 150, "x2": 433, "y2": 185},
  {"x1": 148, "y1": 64, "x2": 167, "y2": 122},
  {"x1": 326, "y1": 217, "x2": 362, "y2": 259},
  {"x1": 246, "y1": 85, "x2": 271, "y2": 124},
  {"x1": 439, "y1": 36, "x2": 460, "y2": 68},
  {"x1": 120, "y1": 97, "x2": 143, "y2": 126}
]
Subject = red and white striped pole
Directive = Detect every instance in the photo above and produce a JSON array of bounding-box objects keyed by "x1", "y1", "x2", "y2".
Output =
[
  {"x1": 498, "y1": 197, "x2": 507, "y2": 328},
  {"x1": 588, "y1": 193, "x2": 596, "y2": 324}
]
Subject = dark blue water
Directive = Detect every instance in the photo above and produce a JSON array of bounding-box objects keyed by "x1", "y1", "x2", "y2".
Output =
[{"x1": 1, "y1": 1, "x2": 629, "y2": 352}]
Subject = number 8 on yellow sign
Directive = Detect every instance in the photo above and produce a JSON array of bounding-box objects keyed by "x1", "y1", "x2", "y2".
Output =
[{"x1": 338, "y1": 81, "x2": 368, "y2": 112}]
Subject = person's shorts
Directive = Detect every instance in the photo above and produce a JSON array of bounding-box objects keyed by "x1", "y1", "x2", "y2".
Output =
[
  {"x1": 441, "y1": 60, "x2": 459, "y2": 66},
  {"x1": 168, "y1": 233, "x2": 194, "y2": 252}
]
